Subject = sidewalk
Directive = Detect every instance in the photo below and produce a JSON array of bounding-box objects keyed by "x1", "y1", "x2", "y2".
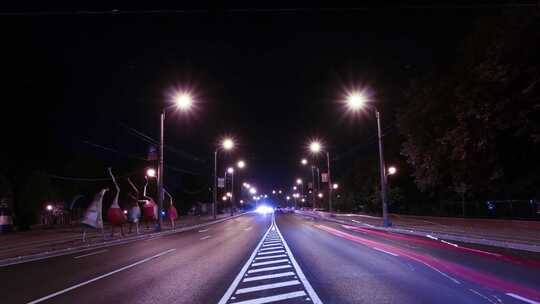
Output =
[
  {"x1": 0, "y1": 213, "x2": 238, "y2": 263},
  {"x1": 297, "y1": 210, "x2": 540, "y2": 252}
]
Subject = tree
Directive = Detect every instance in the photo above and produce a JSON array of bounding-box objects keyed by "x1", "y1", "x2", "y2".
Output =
[{"x1": 398, "y1": 11, "x2": 540, "y2": 206}]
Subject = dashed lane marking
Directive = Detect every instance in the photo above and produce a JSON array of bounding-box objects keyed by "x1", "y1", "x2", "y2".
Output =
[
  {"x1": 73, "y1": 249, "x2": 108, "y2": 259},
  {"x1": 27, "y1": 249, "x2": 176, "y2": 304},
  {"x1": 200, "y1": 236, "x2": 212, "y2": 240}
]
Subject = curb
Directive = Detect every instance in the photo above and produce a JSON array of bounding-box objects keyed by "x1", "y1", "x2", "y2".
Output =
[
  {"x1": 294, "y1": 211, "x2": 540, "y2": 253},
  {"x1": 0, "y1": 213, "x2": 247, "y2": 267}
]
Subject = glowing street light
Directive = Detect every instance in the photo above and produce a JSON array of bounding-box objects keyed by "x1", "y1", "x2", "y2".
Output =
[
  {"x1": 46, "y1": 204, "x2": 53, "y2": 211},
  {"x1": 333, "y1": 183, "x2": 339, "y2": 190},
  {"x1": 286, "y1": 196, "x2": 290, "y2": 200},
  {"x1": 309, "y1": 141, "x2": 322, "y2": 153},
  {"x1": 249, "y1": 188, "x2": 257, "y2": 195},
  {"x1": 301, "y1": 158, "x2": 308, "y2": 165},
  {"x1": 296, "y1": 178, "x2": 303, "y2": 185},
  {"x1": 272, "y1": 190, "x2": 276, "y2": 194},
  {"x1": 318, "y1": 193, "x2": 323, "y2": 198},
  {"x1": 227, "y1": 167, "x2": 234, "y2": 174},
  {"x1": 345, "y1": 91, "x2": 367, "y2": 111},
  {"x1": 293, "y1": 186, "x2": 297, "y2": 190},
  {"x1": 174, "y1": 93, "x2": 193, "y2": 111},
  {"x1": 278, "y1": 190, "x2": 282, "y2": 194},
  {"x1": 237, "y1": 160, "x2": 245, "y2": 169},
  {"x1": 222, "y1": 138, "x2": 234, "y2": 150},
  {"x1": 146, "y1": 168, "x2": 156, "y2": 178},
  {"x1": 222, "y1": 195, "x2": 227, "y2": 201},
  {"x1": 388, "y1": 166, "x2": 397, "y2": 176}
]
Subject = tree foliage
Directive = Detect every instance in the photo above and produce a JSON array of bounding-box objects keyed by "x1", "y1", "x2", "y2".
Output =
[{"x1": 398, "y1": 12, "x2": 540, "y2": 200}]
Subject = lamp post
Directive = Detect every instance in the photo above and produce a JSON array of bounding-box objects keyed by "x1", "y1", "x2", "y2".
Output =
[
  {"x1": 226, "y1": 167, "x2": 235, "y2": 216},
  {"x1": 213, "y1": 138, "x2": 234, "y2": 219},
  {"x1": 156, "y1": 92, "x2": 193, "y2": 232},
  {"x1": 345, "y1": 91, "x2": 391, "y2": 227},
  {"x1": 309, "y1": 140, "x2": 333, "y2": 212}
]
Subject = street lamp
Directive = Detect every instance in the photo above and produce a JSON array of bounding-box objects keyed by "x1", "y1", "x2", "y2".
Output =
[
  {"x1": 345, "y1": 90, "x2": 391, "y2": 227},
  {"x1": 237, "y1": 160, "x2": 246, "y2": 169},
  {"x1": 301, "y1": 158, "x2": 308, "y2": 165},
  {"x1": 308, "y1": 140, "x2": 334, "y2": 213},
  {"x1": 388, "y1": 166, "x2": 397, "y2": 176},
  {"x1": 156, "y1": 92, "x2": 193, "y2": 232},
  {"x1": 213, "y1": 137, "x2": 235, "y2": 219},
  {"x1": 309, "y1": 141, "x2": 321, "y2": 153},
  {"x1": 249, "y1": 187, "x2": 257, "y2": 195},
  {"x1": 146, "y1": 168, "x2": 156, "y2": 178},
  {"x1": 296, "y1": 178, "x2": 303, "y2": 185},
  {"x1": 333, "y1": 183, "x2": 339, "y2": 190}
]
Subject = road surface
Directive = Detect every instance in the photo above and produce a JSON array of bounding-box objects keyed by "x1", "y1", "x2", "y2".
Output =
[{"x1": 1, "y1": 212, "x2": 539, "y2": 303}]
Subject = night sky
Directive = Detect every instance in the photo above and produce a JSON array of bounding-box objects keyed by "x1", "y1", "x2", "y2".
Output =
[{"x1": 0, "y1": 6, "x2": 480, "y2": 194}]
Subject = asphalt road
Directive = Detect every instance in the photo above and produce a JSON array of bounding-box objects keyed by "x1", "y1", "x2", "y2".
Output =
[{"x1": 2, "y1": 212, "x2": 540, "y2": 304}]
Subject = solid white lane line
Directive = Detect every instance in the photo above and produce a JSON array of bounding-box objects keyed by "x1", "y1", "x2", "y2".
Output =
[
  {"x1": 273, "y1": 216, "x2": 323, "y2": 304},
  {"x1": 255, "y1": 254, "x2": 287, "y2": 260},
  {"x1": 27, "y1": 249, "x2": 176, "y2": 304},
  {"x1": 257, "y1": 250, "x2": 285, "y2": 255},
  {"x1": 230, "y1": 291, "x2": 306, "y2": 304},
  {"x1": 198, "y1": 229, "x2": 209, "y2": 233},
  {"x1": 251, "y1": 259, "x2": 289, "y2": 267},
  {"x1": 372, "y1": 247, "x2": 399, "y2": 257},
  {"x1": 73, "y1": 249, "x2": 108, "y2": 259},
  {"x1": 243, "y1": 272, "x2": 295, "y2": 282},
  {"x1": 200, "y1": 236, "x2": 212, "y2": 240},
  {"x1": 235, "y1": 280, "x2": 301, "y2": 295},
  {"x1": 506, "y1": 293, "x2": 540, "y2": 304},
  {"x1": 259, "y1": 246, "x2": 283, "y2": 251},
  {"x1": 217, "y1": 223, "x2": 273, "y2": 304},
  {"x1": 247, "y1": 265, "x2": 292, "y2": 274}
]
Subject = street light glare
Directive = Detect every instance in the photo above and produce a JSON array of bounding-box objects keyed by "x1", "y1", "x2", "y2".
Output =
[
  {"x1": 346, "y1": 91, "x2": 367, "y2": 111},
  {"x1": 237, "y1": 160, "x2": 245, "y2": 169},
  {"x1": 388, "y1": 166, "x2": 397, "y2": 175},
  {"x1": 296, "y1": 178, "x2": 303, "y2": 185},
  {"x1": 333, "y1": 183, "x2": 339, "y2": 189},
  {"x1": 222, "y1": 138, "x2": 234, "y2": 150},
  {"x1": 249, "y1": 188, "x2": 257, "y2": 194},
  {"x1": 146, "y1": 168, "x2": 156, "y2": 178},
  {"x1": 174, "y1": 93, "x2": 193, "y2": 111},
  {"x1": 309, "y1": 141, "x2": 322, "y2": 153},
  {"x1": 301, "y1": 158, "x2": 308, "y2": 165},
  {"x1": 227, "y1": 167, "x2": 234, "y2": 174}
]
